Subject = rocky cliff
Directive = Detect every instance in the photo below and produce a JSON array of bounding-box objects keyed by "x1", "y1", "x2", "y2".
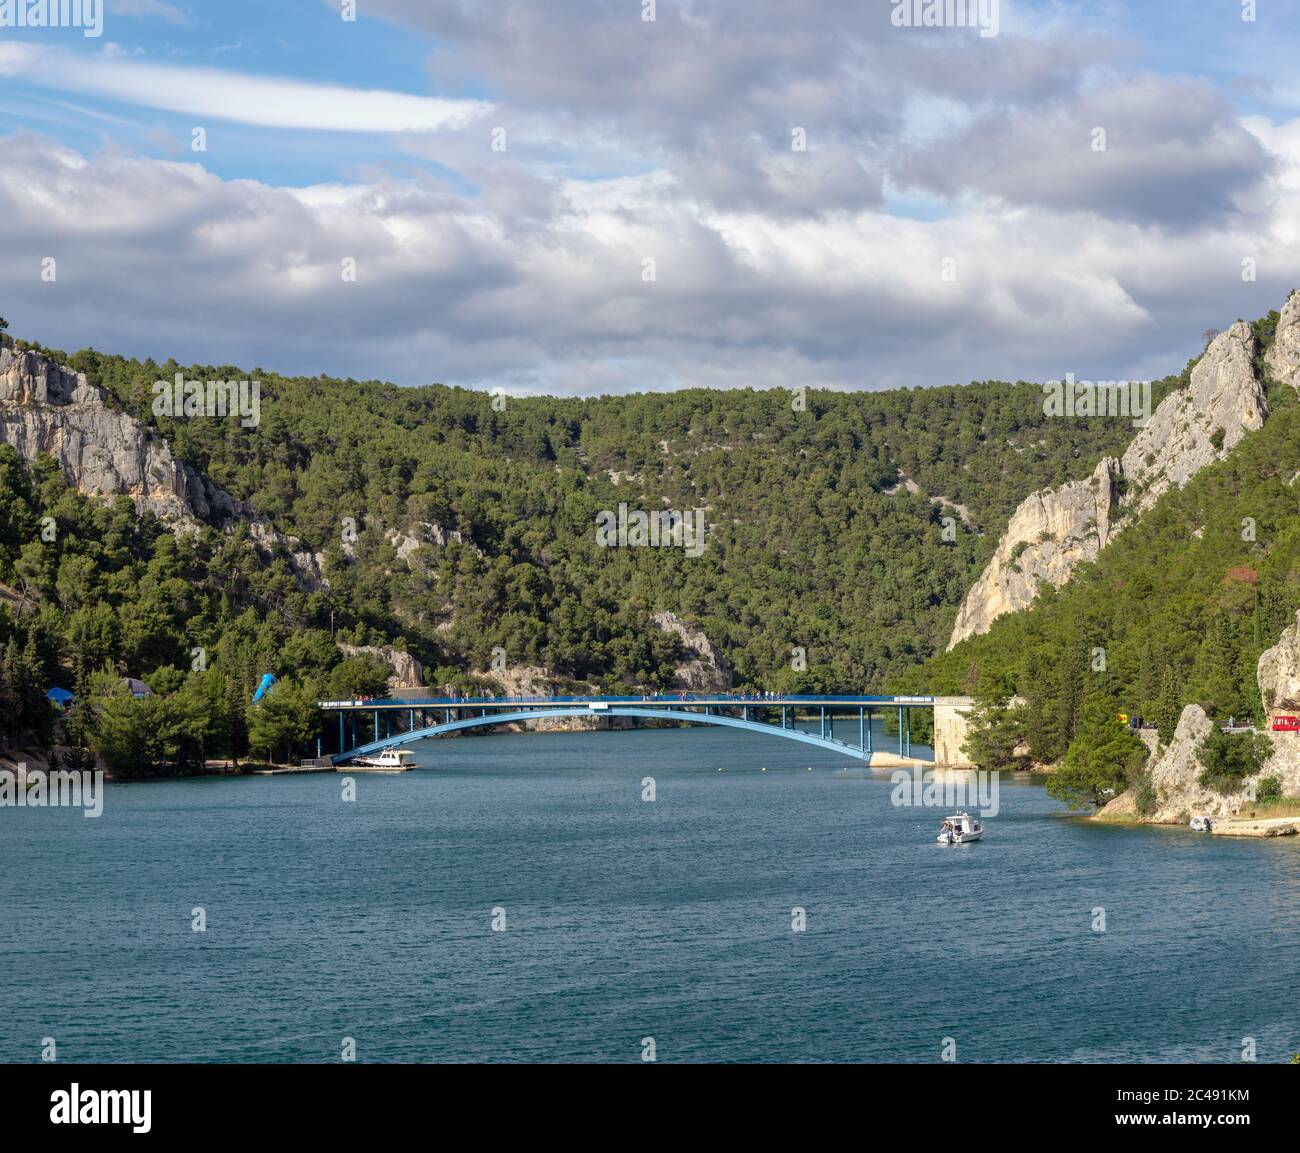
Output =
[
  {"x1": 948, "y1": 457, "x2": 1120, "y2": 645},
  {"x1": 0, "y1": 346, "x2": 237, "y2": 524},
  {"x1": 1253, "y1": 609, "x2": 1300, "y2": 797},
  {"x1": 949, "y1": 316, "x2": 1274, "y2": 648},
  {"x1": 0, "y1": 346, "x2": 321, "y2": 586},
  {"x1": 1135, "y1": 705, "x2": 1231, "y2": 822},
  {"x1": 337, "y1": 643, "x2": 424, "y2": 691},
  {"x1": 1098, "y1": 610, "x2": 1300, "y2": 823},
  {"x1": 652, "y1": 611, "x2": 733, "y2": 691},
  {"x1": 1265, "y1": 289, "x2": 1300, "y2": 390},
  {"x1": 1120, "y1": 321, "x2": 1265, "y2": 515}
]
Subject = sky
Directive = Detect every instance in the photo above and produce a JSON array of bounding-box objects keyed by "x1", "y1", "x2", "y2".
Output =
[{"x1": 1, "y1": 0, "x2": 1299, "y2": 396}]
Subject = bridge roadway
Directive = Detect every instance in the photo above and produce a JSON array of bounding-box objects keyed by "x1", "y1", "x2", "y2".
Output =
[{"x1": 317, "y1": 693, "x2": 975, "y2": 768}]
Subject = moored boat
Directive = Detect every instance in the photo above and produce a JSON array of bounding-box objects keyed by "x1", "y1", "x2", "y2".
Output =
[{"x1": 342, "y1": 749, "x2": 417, "y2": 773}]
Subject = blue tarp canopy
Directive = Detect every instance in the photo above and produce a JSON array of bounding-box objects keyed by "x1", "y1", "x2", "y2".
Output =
[{"x1": 47, "y1": 687, "x2": 75, "y2": 705}]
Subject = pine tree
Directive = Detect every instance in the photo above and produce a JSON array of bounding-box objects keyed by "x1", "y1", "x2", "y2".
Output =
[{"x1": 1154, "y1": 666, "x2": 1183, "y2": 746}]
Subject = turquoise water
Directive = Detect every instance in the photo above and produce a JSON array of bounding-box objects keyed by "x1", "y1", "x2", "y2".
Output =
[{"x1": 2, "y1": 726, "x2": 1297, "y2": 1063}]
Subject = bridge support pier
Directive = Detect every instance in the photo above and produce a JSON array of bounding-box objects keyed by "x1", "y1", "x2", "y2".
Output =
[{"x1": 932, "y1": 697, "x2": 976, "y2": 767}]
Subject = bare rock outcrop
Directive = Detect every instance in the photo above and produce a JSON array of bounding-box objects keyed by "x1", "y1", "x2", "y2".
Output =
[
  {"x1": 1254, "y1": 611, "x2": 1300, "y2": 798},
  {"x1": 0, "y1": 346, "x2": 237, "y2": 524},
  {"x1": 337, "y1": 643, "x2": 424, "y2": 691},
  {"x1": 479, "y1": 664, "x2": 555, "y2": 698},
  {"x1": 1141, "y1": 705, "x2": 1240, "y2": 822},
  {"x1": 1120, "y1": 321, "x2": 1264, "y2": 515},
  {"x1": 1264, "y1": 289, "x2": 1300, "y2": 391},
  {"x1": 949, "y1": 321, "x2": 1266, "y2": 647},
  {"x1": 1257, "y1": 610, "x2": 1300, "y2": 716},
  {"x1": 0, "y1": 346, "x2": 321, "y2": 587},
  {"x1": 948, "y1": 458, "x2": 1119, "y2": 646},
  {"x1": 1099, "y1": 703, "x2": 1254, "y2": 823},
  {"x1": 652, "y1": 611, "x2": 733, "y2": 691},
  {"x1": 385, "y1": 522, "x2": 483, "y2": 571}
]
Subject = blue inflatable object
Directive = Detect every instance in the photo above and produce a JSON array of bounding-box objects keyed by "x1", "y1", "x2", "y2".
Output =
[
  {"x1": 252, "y1": 673, "x2": 277, "y2": 703},
  {"x1": 47, "y1": 686, "x2": 75, "y2": 707}
]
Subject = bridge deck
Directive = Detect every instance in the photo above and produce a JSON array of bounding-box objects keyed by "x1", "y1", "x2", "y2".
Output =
[
  {"x1": 318, "y1": 695, "x2": 947, "y2": 767},
  {"x1": 319, "y1": 693, "x2": 937, "y2": 711}
]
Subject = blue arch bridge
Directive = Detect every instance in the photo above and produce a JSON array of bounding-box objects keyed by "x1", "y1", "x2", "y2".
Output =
[{"x1": 317, "y1": 694, "x2": 977, "y2": 768}]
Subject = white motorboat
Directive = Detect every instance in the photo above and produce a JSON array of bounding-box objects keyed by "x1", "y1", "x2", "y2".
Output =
[
  {"x1": 1189, "y1": 814, "x2": 1214, "y2": 832},
  {"x1": 937, "y1": 812, "x2": 983, "y2": 844},
  {"x1": 344, "y1": 749, "x2": 416, "y2": 772}
]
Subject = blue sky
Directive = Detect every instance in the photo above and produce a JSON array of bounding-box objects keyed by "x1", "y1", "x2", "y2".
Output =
[{"x1": 2, "y1": 0, "x2": 1300, "y2": 394}]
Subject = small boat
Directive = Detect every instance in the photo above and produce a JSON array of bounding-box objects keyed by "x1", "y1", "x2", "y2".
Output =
[
  {"x1": 344, "y1": 749, "x2": 416, "y2": 773},
  {"x1": 937, "y1": 812, "x2": 983, "y2": 844},
  {"x1": 1189, "y1": 814, "x2": 1214, "y2": 832}
]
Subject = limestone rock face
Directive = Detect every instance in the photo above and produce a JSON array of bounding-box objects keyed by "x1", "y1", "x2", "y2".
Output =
[
  {"x1": 1257, "y1": 610, "x2": 1300, "y2": 715},
  {"x1": 949, "y1": 322, "x2": 1266, "y2": 648},
  {"x1": 385, "y1": 521, "x2": 483, "y2": 572},
  {"x1": 652, "y1": 611, "x2": 733, "y2": 691},
  {"x1": 0, "y1": 346, "x2": 321, "y2": 587},
  {"x1": 1145, "y1": 705, "x2": 1236, "y2": 822},
  {"x1": 1265, "y1": 289, "x2": 1300, "y2": 391},
  {"x1": 480, "y1": 665, "x2": 558, "y2": 697},
  {"x1": 948, "y1": 458, "x2": 1119, "y2": 647},
  {"x1": 337, "y1": 643, "x2": 424, "y2": 691},
  {"x1": 1254, "y1": 611, "x2": 1300, "y2": 798},
  {"x1": 0, "y1": 347, "x2": 236, "y2": 524},
  {"x1": 1120, "y1": 321, "x2": 1264, "y2": 515}
]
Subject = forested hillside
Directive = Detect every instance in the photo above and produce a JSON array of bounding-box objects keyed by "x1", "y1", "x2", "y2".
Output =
[
  {"x1": 30, "y1": 338, "x2": 1172, "y2": 682},
  {"x1": 0, "y1": 319, "x2": 1212, "y2": 771}
]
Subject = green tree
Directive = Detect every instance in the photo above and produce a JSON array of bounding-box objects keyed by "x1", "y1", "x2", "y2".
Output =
[
  {"x1": 1196, "y1": 729, "x2": 1273, "y2": 795},
  {"x1": 81, "y1": 669, "x2": 171, "y2": 778},
  {"x1": 247, "y1": 678, "x2": 320, "y2": 764},
  {"x1": 960, "y1": 693, "x2": 1026, "y2": 771},
  {"x1": 327, "y1": 655, "x2": 389, "y2": 700},
  {"x1": 223, "y1": 673, "x2": 250, "y2": 764},
  {"x1": 1153, "y1": 667, "x2": 1183, "y2": 747},
  {"x1": 1047, "y1": 693, "x2": 1148, "y2": 810}
]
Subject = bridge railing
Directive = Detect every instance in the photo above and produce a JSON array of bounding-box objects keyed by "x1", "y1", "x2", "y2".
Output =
[{"x1": 318, "y1": 692, "x2": 934, "y2": 709}]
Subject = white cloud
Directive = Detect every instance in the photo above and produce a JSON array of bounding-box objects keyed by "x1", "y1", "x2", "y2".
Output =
[
  {"x1": 4, "y1": 47, "x2": 490, "y2": 133},
  {"x1": 1, "y1": 128, "x2": 1297, "y2": 397}
]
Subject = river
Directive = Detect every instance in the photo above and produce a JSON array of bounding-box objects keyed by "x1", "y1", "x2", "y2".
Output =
[{"x1": 2, "y1": 726, "x2": 1297, "y2": 1062}]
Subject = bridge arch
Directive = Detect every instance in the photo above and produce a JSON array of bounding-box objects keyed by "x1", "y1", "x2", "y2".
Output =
[{"x1": 334, "y1": 706, "x2": 880, "y2": 765}]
